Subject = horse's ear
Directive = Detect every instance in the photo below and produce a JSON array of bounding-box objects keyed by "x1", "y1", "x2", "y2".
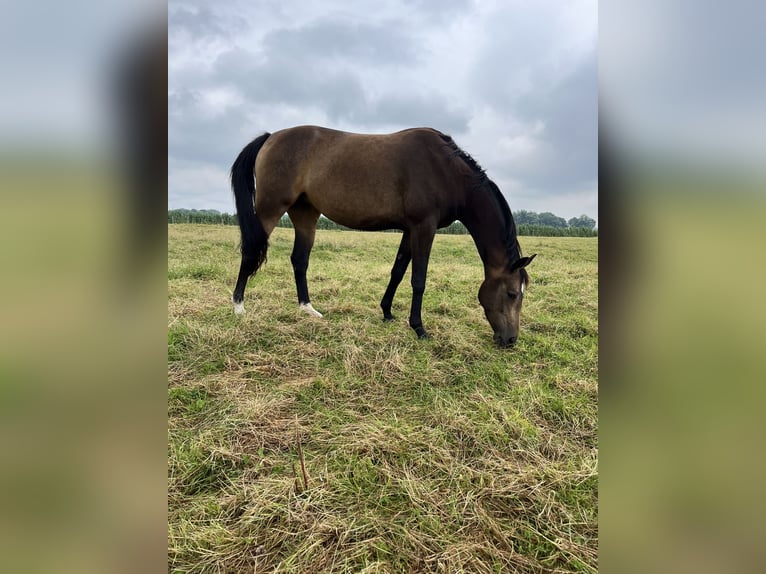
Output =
[{"x1": 510, "y1": 253, "x2": 536, "y2": 272}]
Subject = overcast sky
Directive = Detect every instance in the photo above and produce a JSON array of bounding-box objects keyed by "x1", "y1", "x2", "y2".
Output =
[{"x1": 168, "y1": 0, "x2": 597, "y2": 223}]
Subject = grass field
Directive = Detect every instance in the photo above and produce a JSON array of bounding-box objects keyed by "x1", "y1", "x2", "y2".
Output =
[{"x1": 168, "y1": 224, "x2": 598, "y2": 573}]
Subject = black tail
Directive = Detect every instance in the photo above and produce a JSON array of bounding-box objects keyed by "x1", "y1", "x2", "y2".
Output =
[{"x1": 231, "y1": 133, "x2": 271, "y2": 271}]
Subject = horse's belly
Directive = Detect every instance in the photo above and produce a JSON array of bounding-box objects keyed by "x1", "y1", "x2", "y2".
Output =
[
  {"x1": 319, "y1": 207, "x2": 401, "y2": 231},
  {"x1": 308, "y1": 185, "x2": 404, "y2": 231}
]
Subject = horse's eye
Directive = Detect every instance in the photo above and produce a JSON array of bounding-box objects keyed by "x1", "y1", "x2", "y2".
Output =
[{"x1": 507, "y1": 291, "x2": 518, "y2": 301}]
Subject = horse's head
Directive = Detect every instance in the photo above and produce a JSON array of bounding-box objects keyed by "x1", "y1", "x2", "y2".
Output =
[{"x1": 478, "y1": 254, "x2": 536, "y2": 347}]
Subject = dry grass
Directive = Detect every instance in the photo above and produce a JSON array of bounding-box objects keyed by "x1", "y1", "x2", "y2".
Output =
[{"x1": 168, "y1": 225, "x2": 597, "y2": 573}]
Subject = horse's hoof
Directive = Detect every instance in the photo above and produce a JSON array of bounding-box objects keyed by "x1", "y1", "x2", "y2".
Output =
[
  {"x1": 415, "y1": 327, "x2": 430, "y2": 339},
  {"x1": 233, "y1": 302, "x2": 245, "y2": 315},
  {"x1": 383, "y1": 315, "x2": 395, "y2": 322},
  {"x1": 299, "y1": 302, "x2": 323, "y2": 318}
]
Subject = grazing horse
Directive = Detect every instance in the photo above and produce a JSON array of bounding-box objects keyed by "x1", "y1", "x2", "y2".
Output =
[{"x1": 231, "y1": 125, "x2": 536, "y2": 346}]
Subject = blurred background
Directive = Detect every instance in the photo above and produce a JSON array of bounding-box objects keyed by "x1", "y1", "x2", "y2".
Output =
[
  {"x1": 0, "y1": 1, "x2": 166, "y2": 572},
  {"x1": 0, "y1": 0, "x2": 764, "y2": 572},
  {"x1": 600, "y1": 1, "x2": 766, "y2": 572}
]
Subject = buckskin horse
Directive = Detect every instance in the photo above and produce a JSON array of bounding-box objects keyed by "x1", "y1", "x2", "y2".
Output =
[{"x1": 230, "y1": 125, "x2": 536, "y2": 346}]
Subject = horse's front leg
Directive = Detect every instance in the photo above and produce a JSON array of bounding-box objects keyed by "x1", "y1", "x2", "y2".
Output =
[
  {"x1": 380, "y1": 231, "x2": 411, "y2": 321},
  {"x1": 407, "y1": 223, "x2": 436, "y2": 339}
]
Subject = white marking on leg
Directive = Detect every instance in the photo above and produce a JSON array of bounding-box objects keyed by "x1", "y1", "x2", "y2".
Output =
[
  {"x1": 233, "y1": 301, "x2": 245, "y2": 315},
  {"x1": 299, "y1": 302, "x2": 323, "y2": 318},
  {"x1": 521, "y1": 281, "x2": 525, "y2": 295}
]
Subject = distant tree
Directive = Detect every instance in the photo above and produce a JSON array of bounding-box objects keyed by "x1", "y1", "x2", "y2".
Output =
[
  {"x1": 537, "y1": 211, "x2": 568, "y2": 228},
  {"x1": 567, "y1": 215, "x2": 597, "y2": 229},
  {"x1": 514, "y1": 210, "x2": 539, "y2": 225}
]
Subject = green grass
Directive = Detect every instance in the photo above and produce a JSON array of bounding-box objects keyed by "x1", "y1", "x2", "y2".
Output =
[{"x1": 168, "y1": 224, "x2": 598, "y2": 573}]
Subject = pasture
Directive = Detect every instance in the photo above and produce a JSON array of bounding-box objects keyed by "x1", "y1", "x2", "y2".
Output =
[{"x1": 168, "y1": 224, "x2": 598, "y2": 573}]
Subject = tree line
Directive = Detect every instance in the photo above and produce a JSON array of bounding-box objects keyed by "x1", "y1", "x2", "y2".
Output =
[
  {"x1": 513, "y1": 210, "x2": 596, "y2": 230},
  {"x1": 168, "y1": 209, "x2": 598, "y2": 237}
]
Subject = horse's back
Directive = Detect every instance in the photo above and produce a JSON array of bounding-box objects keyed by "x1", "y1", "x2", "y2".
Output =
[
  {"x1": 255, "y1": 126, "x2": 460, "y2": 229},
  {"x1": 259, "y1": 125, "x2": 444, "y2": 163}
]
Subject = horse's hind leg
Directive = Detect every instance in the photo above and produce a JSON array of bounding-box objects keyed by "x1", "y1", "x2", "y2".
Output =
[
  {"x1": 380, "y1": 231, "x2": 411, "y2": 321},
  {"x1": 288, "y1": 203, "x2": 322, "y2": 317},
  {"x1": 233, "y1": 254, "x2": 260, "y2": 314}
]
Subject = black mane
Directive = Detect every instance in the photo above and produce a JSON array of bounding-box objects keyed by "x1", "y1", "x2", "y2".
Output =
[{"x1": 437, "y1": 132, "x2": 523, "y2": 264}]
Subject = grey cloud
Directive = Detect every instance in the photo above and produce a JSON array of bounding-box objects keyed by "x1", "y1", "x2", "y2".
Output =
[
  {"x1": 167, "y1": 88, "x2": 199, "y2": 111},
  {"x1": 212, "y1": 37, "x2": 469, "y2": 130},
  {"x1": 168, "y1": 5, "x2": 228, "y2": 40},
  {"x1": 213, "y1": 46, "x2": 367, "y2": 121},
  {"x1": 511, "y1": 52, "x2": 597, "y2": 192},
  {"x1": 168, "y1": 88, "x2": 252, "y2": 166},
  {"x1": 403, "y1": 0, "x2": 472, "y2": 20},
  {"x1": 262, "y1": 19, "x2": 419, "y2": 66},
  {"x1": 355, "y1": 93, "x2": 470, "y2": 133}
]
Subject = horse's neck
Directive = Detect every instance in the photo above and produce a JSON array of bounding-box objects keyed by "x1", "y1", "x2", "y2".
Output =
[{"x1": 459, "y1": 187, "x2": 511, "y2": 276}]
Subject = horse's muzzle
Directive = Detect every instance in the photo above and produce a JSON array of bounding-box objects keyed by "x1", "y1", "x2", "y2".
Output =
[{"x1": 494, "y1": 334, "x2": 517, "y2": 348}]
